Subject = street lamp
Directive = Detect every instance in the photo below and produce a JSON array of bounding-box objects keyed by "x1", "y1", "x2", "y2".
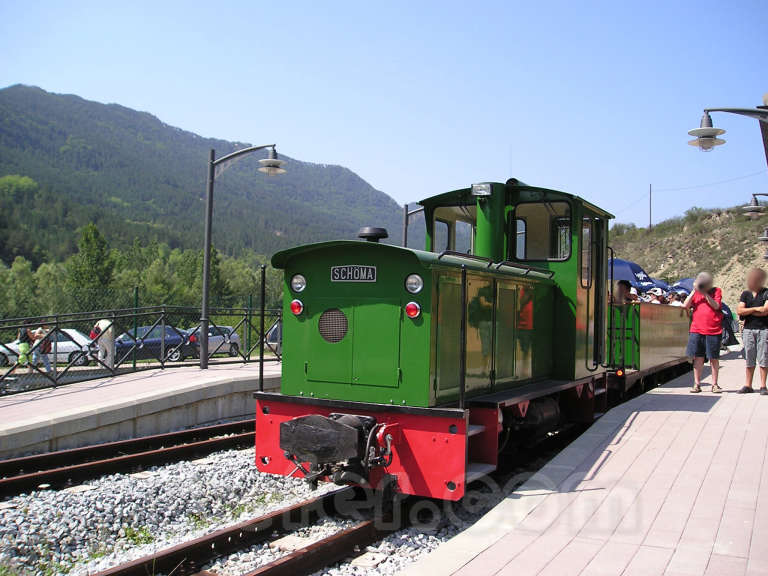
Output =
[
  {"x1": 687, "y1": 112, "x2": 726, "y2": 151},
  {"x1": 200, "y1": 144, "x2": 286, "y2": 369},
  {"x1": 687, "y1": 94, "x2": 768, "y2": 153},
  {"x1": 689, "y1": 95, "x2": 768, "y2": 260}
]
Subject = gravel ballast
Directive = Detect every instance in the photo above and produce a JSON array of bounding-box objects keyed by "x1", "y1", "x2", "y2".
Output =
[
  {"x1": 1, "y1": 441, "x2": 560, "y2": 576},
  {"x1": 0, "y1": 448, "x2": 335, "y2": 575},
  {"x1": 188, "y1": 469, "x2": 534, "y2": 576},
  {"x1": 317, "y1": 472, "x2": 528, "y2": 576}
]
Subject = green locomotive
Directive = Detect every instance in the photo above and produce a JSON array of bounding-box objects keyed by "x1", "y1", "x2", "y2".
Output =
[{"x1": 254, "y1": 178, "x2": 689, "y2": 500}]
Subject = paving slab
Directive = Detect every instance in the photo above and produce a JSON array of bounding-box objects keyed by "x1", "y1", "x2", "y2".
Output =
[
  {"x1": 400, "y1": 351, "x2": 768, "y2": 576},
  {"x1": 0, "y1": 362, "x2": 280, "y2": 457}
]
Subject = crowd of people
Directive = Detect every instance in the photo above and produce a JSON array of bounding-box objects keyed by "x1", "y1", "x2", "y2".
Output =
[
  {"x1": 626, "y1": 267, "x2": 768, "y2": 396},
  {"x1": 614, "y1": 274, "x2": 739, "y2": 351},
  {"x1": 614, "y1": 279, "x2": 686, "y2": 306}
]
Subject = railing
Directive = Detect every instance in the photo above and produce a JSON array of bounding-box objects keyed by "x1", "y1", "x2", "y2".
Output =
[{"x1": 0, "y1": 305, "x2": 282, "y2": 396}]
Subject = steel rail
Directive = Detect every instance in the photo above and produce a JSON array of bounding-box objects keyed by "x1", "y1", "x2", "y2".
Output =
[
  {"x1": 0, "y1": 419, "x2": 255, "y2": 496},
  {"x1": 241, "y1": 519, "x2": 384, "y2": 576},
  {"x1": 91, "y1": 487, "x2": 356, "y2": 576}
]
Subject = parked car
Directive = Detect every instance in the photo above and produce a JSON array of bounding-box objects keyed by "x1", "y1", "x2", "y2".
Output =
[
  {"x1": 198, "y1": 325, "x2": 241, "y2": 357},
  {"x1": 0, "y1": 328, "x2": 93, "y2": 367},
  {"x1": 265, "y1": 321, "x2": 282, "y2": 356},
  {"x1": 114, "y1": 325, "x2": 196, "y2": 363}
]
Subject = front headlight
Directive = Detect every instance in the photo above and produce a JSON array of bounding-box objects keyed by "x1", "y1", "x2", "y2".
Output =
[
  {"x1": 291, "y1": 274, "x2": 307, "y2": 293},
  {"x1": 471, "y1": 182, "x2": 492, "y2": 197},
  {"x1": 405, "y1": 274, "x2": 424, "y2": 294}
]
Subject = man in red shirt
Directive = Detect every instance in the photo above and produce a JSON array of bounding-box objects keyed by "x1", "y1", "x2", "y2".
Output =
[{"x1": 684, "y1": 271, "x2": 723, "y2": 393}]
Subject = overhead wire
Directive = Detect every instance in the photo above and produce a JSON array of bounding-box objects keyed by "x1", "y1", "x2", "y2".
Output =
[{"x1": 612, "y1": 169, "x2": 768, "y2": 216}]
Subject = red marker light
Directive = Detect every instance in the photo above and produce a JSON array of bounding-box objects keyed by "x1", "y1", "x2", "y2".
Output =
[
  {"x1": 405, "y1": 302, "x2": 421, "y2": 319},
  {"x1": 616, "y1": 368, "x2": 624, "y2": 377},
  {"x1": 290, "y1": 299, "x2": 304, "y2": 316}
]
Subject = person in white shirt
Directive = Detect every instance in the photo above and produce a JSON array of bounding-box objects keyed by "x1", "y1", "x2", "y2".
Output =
[{"x1": 91, "y1": 318, "x2": 115, "y2": 370}]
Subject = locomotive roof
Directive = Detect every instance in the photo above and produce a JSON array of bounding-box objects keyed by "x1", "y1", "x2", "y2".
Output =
[
  {"x1": 271, "y1": 240, "x2": 554, "y2": 280},
  {"x1": 419, "y1": 180, "x2": 614, "y2": 219}
]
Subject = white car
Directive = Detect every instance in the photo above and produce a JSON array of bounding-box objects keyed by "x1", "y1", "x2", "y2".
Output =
[
  {"x1": 204, "y1": 325, "x2": 241, "y2": 357},
  {"x1": 0, "y1": 328, "x2": 93, "y2": 367}
]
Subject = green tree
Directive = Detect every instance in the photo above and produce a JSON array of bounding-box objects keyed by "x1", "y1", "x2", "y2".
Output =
[
  {"x1": 8, "y1": 256, "x2": 39, "y2": 317},
  {"x1": 0, "y1": 264, "x2": 9, "y2": 318},
  {"x1": 208, "y1": 247, "x2": 232, "y2": 307},
  {"x1": 34, "y1": 262, "x2": 69, "y2": 315},
  {"x1": 220, "y1": 258, "x2": 258, "y2": 306},
  {"x1": 65, "y1": 224, "x2": 116, "y2": 311}
]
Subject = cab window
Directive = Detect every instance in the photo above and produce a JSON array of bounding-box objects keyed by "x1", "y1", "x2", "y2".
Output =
[
  {"x1": 512, "y1": 202, "x2": 571, "y2": 261},
  {"x1": 514, "y1": 219, "x2": 526, "y2": 259},
  {"x1": 455, "y1": 220, "x2": 473, "y2": 254},
  {"x1": 433, "y1": 220, "x2": 449, "y2": 252},
  {"x1": 431, "y1": 205, "x2": 476, "y2": 254}
]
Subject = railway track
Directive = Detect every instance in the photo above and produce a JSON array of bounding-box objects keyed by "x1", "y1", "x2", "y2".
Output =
[
  {"x1": 0, "y1": 419, "x2": 255, "y2": 497},
  {"x1": 243, "y1": 518, "x2": 387, "y2": 576},
  {"x1": 91, "y1": 486, "x2": 365, "y2": 576},
  {"x1": 87, "y1": 426, "x2": 590, "y2": 576}
]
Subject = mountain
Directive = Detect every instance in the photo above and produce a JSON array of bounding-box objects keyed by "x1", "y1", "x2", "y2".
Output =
[
  {"x1": 611, "y1": 206, "x2": 768, "y2": 306},
  {"x1": 0, "y1": 85, "x2": 403, "y2": 265}
]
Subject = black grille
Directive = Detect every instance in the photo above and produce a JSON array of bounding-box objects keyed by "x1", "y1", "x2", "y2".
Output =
[{"x1": 318, "y1": 309, "x2": 348, "y2": 343}]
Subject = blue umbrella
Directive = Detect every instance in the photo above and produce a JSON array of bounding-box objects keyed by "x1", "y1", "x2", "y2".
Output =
[
  {"x1": 672, "y1": 278, "x2": 694, "y2": 294},
  {"x1": 651, "y1": 277, "x2": 672, "y2": 292},
  {"x1": 609, "y1": 258, "x2": 655, "y2": 290}
]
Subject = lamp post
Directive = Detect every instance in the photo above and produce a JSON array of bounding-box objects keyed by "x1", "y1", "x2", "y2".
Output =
[
  {"x1": 687, "y1": 94, "x2": 768, "y2": 157},
  {"x1": 200, "y1": 145, "x2": 285, "y2": 369},
  {"x1": 688, "y1": 95, "x2": 768, "y2": 260}
]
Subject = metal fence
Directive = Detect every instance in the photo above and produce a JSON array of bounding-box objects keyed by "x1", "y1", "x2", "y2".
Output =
[{"x1": 0, "y1": 305, "x2": 281, "y2": 396}]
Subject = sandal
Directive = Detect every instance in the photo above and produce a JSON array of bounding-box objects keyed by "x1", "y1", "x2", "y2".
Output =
[
  {"x1": 711, "y1": 384, "x2": 722, "y2": 394},
  {"x1": 690, "y1": 386, "x2": 702, "y2": 393}
]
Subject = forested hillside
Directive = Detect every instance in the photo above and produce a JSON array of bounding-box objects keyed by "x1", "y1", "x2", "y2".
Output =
[{"x1": 0, "y1": 85, "x2": 403, "y2": 267}]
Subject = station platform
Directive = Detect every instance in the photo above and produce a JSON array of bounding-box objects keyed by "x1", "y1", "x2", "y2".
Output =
[
  {"x1": 402, "y1": 351, "x2": 768, "y2": 576},
  {"x1": 0, "y1": 363, "x2": 280, "y2": 458}
]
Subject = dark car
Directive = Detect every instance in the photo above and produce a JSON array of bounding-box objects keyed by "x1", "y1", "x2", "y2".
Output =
[{"x1": 115, "y1": 325, "x2": 197, "y2": 363}]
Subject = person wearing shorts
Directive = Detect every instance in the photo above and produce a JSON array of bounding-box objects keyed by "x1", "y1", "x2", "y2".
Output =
[
  {"x1": 738, "y1": 268, "x2": 768, "y2": 394},
  {"x1": 684, "y1": 271, "x2": 723, "y2": 393}
]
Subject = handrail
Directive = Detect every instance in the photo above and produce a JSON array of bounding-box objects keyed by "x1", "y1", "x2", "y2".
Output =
[
  {"x1": 0, "y1": 304, "x2": 282, "y2": 397},
  {"x1": 493, "y1": 260, "x2": 555, "y2": 279},
  {"x1": 437, "y1": 250, "x2": 494, "y2": 266},
  {"x1": 0, "y1": 305, "x2": 282, "y2": 327},
  {"x1": 437, "y1": 251, "x2": 556, "y2": 279},
  {"x1": 604, "y1": 246, "x2": 616, "y2": 367},
  {"x1": 259, "y1": 265, "x2": 266, "y2": 392},
  {"x1": 459, "y1": 265, "x2": 467, "y2": 410}
]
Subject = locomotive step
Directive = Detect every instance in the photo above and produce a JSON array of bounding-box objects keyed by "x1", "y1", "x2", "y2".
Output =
[
  {"x1": 467, "y1": 424, "x2": 486, "y2": 437},
  {"x1": 466, "y1": 462, "x2": 496, "y2": 484}
]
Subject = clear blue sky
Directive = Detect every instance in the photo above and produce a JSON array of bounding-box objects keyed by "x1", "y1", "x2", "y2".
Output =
[{"x1": 1, "y1": 0, "x2": 766, "y2": 226}]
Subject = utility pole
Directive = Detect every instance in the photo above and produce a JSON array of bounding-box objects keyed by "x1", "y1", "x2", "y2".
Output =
[{"x1": 649, "y1": 183, "x2": 652, "y2": 231}]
